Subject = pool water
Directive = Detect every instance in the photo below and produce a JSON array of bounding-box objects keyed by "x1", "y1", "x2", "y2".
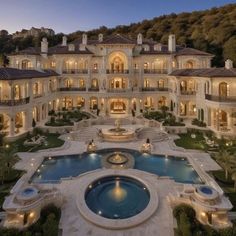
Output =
[
  {"x1": 21, "y1": 188, "x2": 37, "y2": 196},
  {"x1": 198, "y1": 186, "x2": 213, "y2": 195},
  {"x1": 31, "y1": 148, "x2": 202, "y2": 184},
  {"x1": 85, "y1": 176, "x2": 150, "y2": 219}
]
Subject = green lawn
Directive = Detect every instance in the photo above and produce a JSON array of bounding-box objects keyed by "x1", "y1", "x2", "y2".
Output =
[
  {"x1": 0, "y1": 133, "x2": 64, "y2": 211},
  {"x1": 12, "y1": 133, "x2": 65, "y2": 152},
  {"x1": 211, "y1": 170, "x2": 236, "y2": 211},
  {"x1": 174, "y1": 132, "x2": 207, "y2": 150}
]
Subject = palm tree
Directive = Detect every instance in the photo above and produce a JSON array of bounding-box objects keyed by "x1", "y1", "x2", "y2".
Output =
[
  {"x1": 231, "y1": 171, "x2": 236, "y2": 191},
  {"x1": 215, "y1": 150, "x2": 236, "y2": 180}
]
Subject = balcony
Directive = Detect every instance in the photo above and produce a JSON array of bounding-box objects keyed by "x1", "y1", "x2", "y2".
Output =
[
  {"x1": 107, "y1": 88, "x2": 130, "y2": 93},
  {"x1": 91, "y1": 69, "x2": 99, "y2": 73},
  {"x1": 62, "y1": 69, "x2": 88, "y2": 74},
  {"x1": 106, "y1": 69, "x2": 129, "y2": 74},
  {"x1": 144, "y1": 69, "x2": 168, "y2": 74},
  {"x1": 33, "y1": 94, "x2": 43, "y2": 99},
  {"x1": 180, "y1": 90, "x2": 196, "y2": 95},
  {"x1": 88, "y1": 87, "x2": 99, "y2": 92},
  {"x1": 141, "y1": 87, "x2": 169, "y2": 92},
  {"x1": 0, "y1": 97, "x2": 30, "y2": 106},
  {"x1": 205, "y1": 94, "x2": 236, "y2": 103},
  {"x1": 59, "y1": 87, "x2": 86, "y2": 92}
]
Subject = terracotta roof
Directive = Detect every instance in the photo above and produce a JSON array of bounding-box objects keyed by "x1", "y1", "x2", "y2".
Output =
[
  {"x1": 0, "y1": 68, "x2": 58, "y2": 80},
  {"x1": 48, "y1": 45, "x2": 93, "y2": 55},
  {"x1": 140, "y1": 45, "x2": 212, "y2": 56},
  {"x1": 97, "y1": 34, "x2": 135, "y2": 44},
  {"x1": 175, "y1": 47, "x2": 212, "y2": 56},
  {"x1": 11, "y1": 47, "x2": 41, "y2": 55},
  {"x1": 11, "y1": 34, "x2": 212, "y2": 57},
  {"x1": 170, "y1": 68, "x2": 236, "y2": 77}
]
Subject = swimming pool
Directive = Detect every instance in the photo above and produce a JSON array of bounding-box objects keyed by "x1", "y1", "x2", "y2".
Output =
[{"x1": 31, "y1": 148, "x2": 202, "y2": 184}]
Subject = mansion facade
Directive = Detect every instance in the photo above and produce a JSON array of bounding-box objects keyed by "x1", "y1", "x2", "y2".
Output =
[{"x1": 0, "y1": 33, "x2": 235, "y2": 138}]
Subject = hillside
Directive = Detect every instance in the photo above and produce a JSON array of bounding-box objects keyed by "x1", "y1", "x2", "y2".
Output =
[{"x1": 0, "y1": 3, "x2": 236, "y2": 67}]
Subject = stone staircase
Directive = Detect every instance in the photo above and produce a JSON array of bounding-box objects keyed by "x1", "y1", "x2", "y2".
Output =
[
  {"x1": 137, "y1": 127, "x2": 169, "y2": 142},
  {"x1": 71, "y1": 127, "x2": 99, "y2": 142}
]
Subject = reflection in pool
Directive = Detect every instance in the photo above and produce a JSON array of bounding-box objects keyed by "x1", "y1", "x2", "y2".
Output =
[{"x1": 31, "y1": 148, "x2": 202, "y2": 184}]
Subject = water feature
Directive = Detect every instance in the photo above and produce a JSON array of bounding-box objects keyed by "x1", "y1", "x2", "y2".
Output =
[
  {"x1": 31, "y1": 148, "x2": 202, "y2": 184},
  {"x1": 85, "y1": 176, "x2": 150, "y2": 219}
]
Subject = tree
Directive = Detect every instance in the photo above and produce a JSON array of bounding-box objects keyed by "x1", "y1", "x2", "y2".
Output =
[
  {"x1": 231, "y1": 171, "x2": 236, "y2": 191},
  {"x1": 216, "y1": 150, "x2": 236, "y2": 179},
  {"x1": 223, "y1": 36, "x2": 236, "y2": 66},
  {"x1": 42, "y1": 213, "x2": 59, "y2": 236},
  {"x1": 32, "y1": 118, "x2": 36, "y2": 128}
]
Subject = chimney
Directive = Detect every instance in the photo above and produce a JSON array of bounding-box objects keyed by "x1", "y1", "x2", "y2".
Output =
[
  {"x1": 82, "y1": 33, "x2": 87, "y2": 45},
  {"x1": 168, "y1": 34, "x2": 176, "y2": 52},
  {"x1": 62, "y1": 35, "x2": 67, "y2": 46},
  {"x1": 41, "y1": 37, "x2": 48, "y2": 54},
  {"x1": 98, "y1": 33, "x2": 103, "y2": 42},
  {"x1": 225, "y1": 59, "x2": 233, "y2": 69},
  {"x1": 137, "y1": 33, "x2": 142, "y2": 45}
]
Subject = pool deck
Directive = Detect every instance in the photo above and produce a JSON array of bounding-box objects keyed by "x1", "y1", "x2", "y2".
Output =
[{"x1": 13, "y1": 127, "x2": 223, "y2": 236}]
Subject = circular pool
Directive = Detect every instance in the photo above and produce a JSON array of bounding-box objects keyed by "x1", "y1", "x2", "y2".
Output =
[
  {"x1": 85, "y1": 176, "x2": 150, "y2": 219},
  {"x1": 77, "y1": 170, "x2": 158, "y2": 229},
  {"x1": 16, "y1": 186, "x2": 39, "y2": 202},
  {"x1": 195, "y1": 185, "x2": 219, "y2": 201}
]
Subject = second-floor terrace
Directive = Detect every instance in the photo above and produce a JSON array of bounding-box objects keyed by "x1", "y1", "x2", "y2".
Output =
[
  {"x1": 205, "y1": 94, "x2": 236, "y2": 103},
  {"x1": 0, "y1": 97, "x2": 30, "y2": 106}
]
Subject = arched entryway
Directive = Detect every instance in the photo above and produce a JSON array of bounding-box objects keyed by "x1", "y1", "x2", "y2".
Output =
[{"x1": 110, "y1": 99, "x2": 127, "y2": 114}]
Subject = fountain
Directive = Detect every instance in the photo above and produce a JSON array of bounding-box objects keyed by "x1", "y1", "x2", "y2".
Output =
[
  {"x1": 109, "y1": 179, "x2": 127, "y2": 202},
  {"x1": 101, "y1": 151, "x2": 134, "y2": 169},
  {"x1": 100, "y1": 119, "x2": 135, "y2": 142}
]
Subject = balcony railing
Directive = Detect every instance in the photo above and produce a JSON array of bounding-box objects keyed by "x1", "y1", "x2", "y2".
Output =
[
  {"x1": 107, "y1": 88, "x2": 130, "y2": 93},
  {"x1": 91, "y1": 69, "x2": 99, "y2": 73},
  {"x1": 0, "y1": 97, "x2": 30, "y2": 106},
  {"x1": 141, "y1": 87, "x2": 169, "y2": 92},
  {"x1": 106, "y1": 69, "x2": 129, "y2": 74},
  {"x1": 62, "y1": 69, "x2": 88, "y2": 74},
  {"x1": 88, "y1": 87, "x2": 99, "y2": 92},
  {"x1": 144, "y1": 69, "x2": 168, "y2": 74},
  {"x1": 59, "y1": 87, "x2": 86, "y2": 92},
  {"x1": 33, "y1": 94, "x2": 43, "y2": 99},
  {"x1": 205, "y1": 94, "x2": 236, "y2": 103},
  {"x1": 180, "y1": 90, "x2": 197, "y2": 95}
]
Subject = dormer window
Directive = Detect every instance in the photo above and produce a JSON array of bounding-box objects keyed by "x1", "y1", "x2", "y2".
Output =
[
  {"x1": 143, "y1": 45, "x2": 150, "y2": 51},
  {"x1": 154, "y1": 43, "x2": 162, "y2": 51},
  {"x1": 50, "y1": 61, "x2": 56, "y2": 68},
  {"x1": 68, "y1": 44, "x2": 75, "y2": 51}
]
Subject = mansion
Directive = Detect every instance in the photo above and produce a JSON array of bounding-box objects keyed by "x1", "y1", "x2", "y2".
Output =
[{"x1": 1, "y1": 33, "x2": 236, "y2": 139}]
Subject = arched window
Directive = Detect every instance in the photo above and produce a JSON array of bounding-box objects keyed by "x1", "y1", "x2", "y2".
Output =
[
  {"x1": 184, "y1": 60, "x2": 196, "y2": 69},
  {"x1": 22, "y1": 60, "x2": 33, "y2": 69},
  {"x1": 219, "y1": 82, "x2": 229, "y2": 97}
]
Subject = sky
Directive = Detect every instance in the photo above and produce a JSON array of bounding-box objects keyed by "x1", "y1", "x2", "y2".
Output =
[{"x1": 0, "y1": 0, "x2": 235, "y2": 34}]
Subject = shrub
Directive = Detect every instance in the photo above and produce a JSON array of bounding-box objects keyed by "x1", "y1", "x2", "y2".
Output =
[
  {"x1": 42, "y1": 213, "x2": 59, "y2": 236},
  {"x1": 32, "y1": 118, "x2": 36, "y2": 128},
  {"x1": 179, "y1": 212, "x2": 192, "y2": 236},
  {"x1": 173, "y1": 204, "x2": 196, "y2": 222},
  {"x1": 192, "y1": 118, "x2": 207, "y2": 127},
  {"x1": 48, "y1": 109, "x2": 55, "y2": 116},
  {"x1": 50, "y1": 116, "x2": 55, "y2": 123}
]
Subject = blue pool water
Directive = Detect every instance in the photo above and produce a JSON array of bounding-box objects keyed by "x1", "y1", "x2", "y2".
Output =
[
  {"x1": 85, "y1": 176, "x2": 150, "y2": 219},
  {"x1": 31, "y1": 148, "x2": 202, "y2": 184},
  {"x1": 198, "y1": 186, "x2": 213, "y2": 195},
  {"x1": 21, "y1": 187, "x2": 37, "y2": 197}
]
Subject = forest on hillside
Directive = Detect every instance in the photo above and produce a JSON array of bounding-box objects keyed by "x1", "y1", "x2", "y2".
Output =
[{"x1": 0, "y1": 3, "x2": 235, "y2": 67}]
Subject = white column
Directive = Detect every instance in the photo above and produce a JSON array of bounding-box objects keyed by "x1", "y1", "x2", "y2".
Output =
[{"x1": 136, "y1": 99, "x2": 140, "y2": 115}]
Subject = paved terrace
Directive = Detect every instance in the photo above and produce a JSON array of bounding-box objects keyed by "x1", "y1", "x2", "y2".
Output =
[{"x1": 13, "y1": 125, "x2": 222, "y2": 236}]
